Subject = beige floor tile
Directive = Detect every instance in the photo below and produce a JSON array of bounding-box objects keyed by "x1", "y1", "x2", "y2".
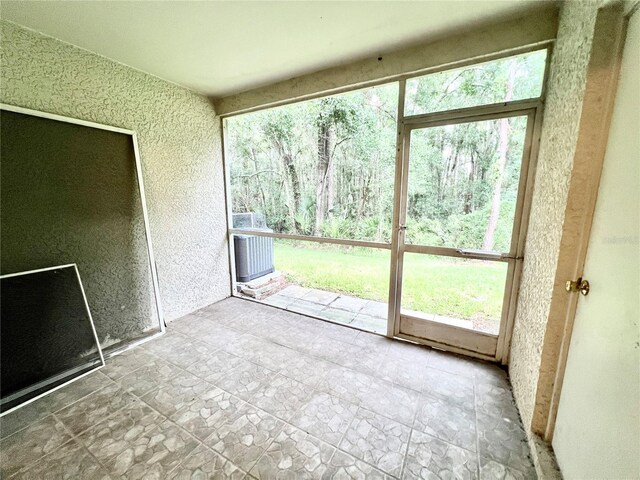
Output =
[
  {"x1": 10, "y1": 440, "x2": 109, "y2": 480},
  {"x1": 205, "y1": 404, "x2": 285, "y2": 472},
  {"x1": 2, "y1": 298, "x2": 531, "y2": 479},
  {"x1": 0, "y1": 415, "x2": 72, "y2": 477},
  {"x1": 414, "y1": 394, "x2": 477, "y2": 451},
  {"x1": 403, "y1": 430, "x2": 478, "y2": 480},
  {"x1": 249, "y1": 424, "x2": 335, "y2": 479},
  {"x1": 55, "y1": 383, "x2": 140, "y2": 435},
  {"x1": 339, "y1": 408, "x2": 410, "y2": 477},
  {"x1": 141, "y1": 370, "x2": 214, "y2": 417},
  {"x1": 168, "y1": 444, "x2": 246, "y2": 479},
  {"x1": 216, "y1": 360, "x2": 277, "y2": 400},
  {"x1": 246, "y1": 373, "x2": 312, "y2": 421},
  {"x1": 289, "y1": 392, "x2": 358, "y2": 447},
  {"x1": 170, "y1": 387, "x2": 245, "y2": 441}
]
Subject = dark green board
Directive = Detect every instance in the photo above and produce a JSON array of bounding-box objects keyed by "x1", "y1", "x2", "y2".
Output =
[{"x1": 1, "y1": 109, "x2": 159, "y2": 348}]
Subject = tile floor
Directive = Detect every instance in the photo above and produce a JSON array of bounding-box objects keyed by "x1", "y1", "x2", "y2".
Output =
[{"x1": 0, "y1": 297, "x2": 535, "y2": 479}]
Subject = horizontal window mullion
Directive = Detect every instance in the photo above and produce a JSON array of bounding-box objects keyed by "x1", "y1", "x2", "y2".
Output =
[
  {"x1": 229, "y1": 229, "x2": 392, "y2": 250},
  {"x1": 402, "y1": 243, "x2": 511, "y2": 262},
  {"x1": 402, "y1": 98, "x2": 540, "y2": 127}
]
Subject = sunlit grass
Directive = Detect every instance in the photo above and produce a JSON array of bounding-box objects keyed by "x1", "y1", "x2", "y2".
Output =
[{"x1": 274, "y1": 240, "x2": 506, "y2": 321}]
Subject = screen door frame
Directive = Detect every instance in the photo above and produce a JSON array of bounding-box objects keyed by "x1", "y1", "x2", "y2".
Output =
[{"x1": 387, "y1": 97, "x2": 544, "y2": 363}]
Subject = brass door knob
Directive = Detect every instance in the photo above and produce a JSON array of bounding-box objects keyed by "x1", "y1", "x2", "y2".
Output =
[{"x1": 566, "y1": 277, "x2": 590, "y2": 296}]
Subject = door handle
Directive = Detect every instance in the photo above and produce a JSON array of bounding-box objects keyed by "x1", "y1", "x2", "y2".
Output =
[{"x1": 565, "y1": 277, "x2": 590, "y2": 296}]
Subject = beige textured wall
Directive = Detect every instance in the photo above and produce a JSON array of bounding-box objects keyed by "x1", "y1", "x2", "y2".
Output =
[
  {"x1": 0, "y1": 20, "x2": 230, "y2": 328},
  {"x1": 509, "y1": 2, "x2": 601, "y2": 428}
]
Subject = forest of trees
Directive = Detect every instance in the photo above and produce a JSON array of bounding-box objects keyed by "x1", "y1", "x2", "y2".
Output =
[{"x1": 227, "y1": 50, "x2": 546, "y2": 253}]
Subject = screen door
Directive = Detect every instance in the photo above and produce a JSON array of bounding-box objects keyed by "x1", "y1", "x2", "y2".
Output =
[{"x1": 392, "y1": 110, "x2": 536, "y2": 357}]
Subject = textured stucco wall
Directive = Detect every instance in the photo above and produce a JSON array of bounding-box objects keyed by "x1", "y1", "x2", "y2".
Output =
[
  {"x1": 508, "y1": 2, "x2": 601, "y2": 429},
  {"x1": 0, "y1": 21, "x2": 230, "y2": 338}
]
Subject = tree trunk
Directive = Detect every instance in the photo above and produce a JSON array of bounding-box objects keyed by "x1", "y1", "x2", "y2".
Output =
[
  {"x1": 327, "y1": 158, "x2": 334, "y2": 215},
  {"x1": 482, "y1": 61, "x2": 516, "y2": 250},
  {"x1": 282, "y1": 154, "x2": 301, "y2": 232},
  {"x1": 464, "y1": 154, "x2": 475, "y2": 214},
  {"x1": 283, "y1": 153, "x2": 301, "y2": 217},
  {"x1": 272, "y1": 139, "x2": 301, "y2": 232},
  {"x1": 314, "y1": 123, "x2": 334, "y2": 234},
  {"x1": 250, "y1": 147, "x2": 268, "y2": 210}
]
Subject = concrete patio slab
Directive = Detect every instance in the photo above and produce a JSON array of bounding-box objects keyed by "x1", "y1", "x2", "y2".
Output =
[
  {"x1": 328, "y1": 295, "x2": 368, "y2": 313},
  {"x1": 279, "y1": 285, "x2": 312, "y2": 299},
  {"x1": 301, "y1": 288, "x2": 340, "y2": 304},
  {"x1": 260, "y1": 284, "x2": 477, "y2": 337},
  {"x1": 262, "y1": 294, "x2": 295, "y2": 309},
  {"x1": 351, "y1": 313, "x2": 387, "y2": 334},
  {"x1": 360, "y1": 300, "x2": 388, "y2": 319},
  {"x1": 286, "y1": 299, "x2": 327, "y2": 318},
  {"x1": 398, "y1": 310, "x2": 473, "y2": 330},
  {"x1": 319, "y1": 307, "x2": 357, "y2": 325}
]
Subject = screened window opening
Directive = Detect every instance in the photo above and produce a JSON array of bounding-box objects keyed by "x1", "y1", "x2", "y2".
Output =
[
  {"x1": 227, "y1": 83, "x2": 399, "y2": 242},
  {"x1": 404, "y1": 49, "x2": 547, "y2": 116}
]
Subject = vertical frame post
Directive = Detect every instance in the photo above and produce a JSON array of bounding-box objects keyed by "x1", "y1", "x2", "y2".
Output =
[{"x1": 387, "y1": 80, "x2": 406, "y2": 337}]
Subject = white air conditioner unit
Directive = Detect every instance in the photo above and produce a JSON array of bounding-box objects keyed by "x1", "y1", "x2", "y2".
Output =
[{"x1": 232, "y1": 213, "x2": 275, "y2": 282}]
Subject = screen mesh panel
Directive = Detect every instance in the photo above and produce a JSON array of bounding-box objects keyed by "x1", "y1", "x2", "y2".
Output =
[{"x1": 1, "y1": 266, "x2": 103, "y2": 411}]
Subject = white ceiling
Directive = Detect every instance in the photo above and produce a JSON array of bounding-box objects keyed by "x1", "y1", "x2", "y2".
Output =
[{"x1": 1, "y1": 1, "x2": 550, "y2": 98}]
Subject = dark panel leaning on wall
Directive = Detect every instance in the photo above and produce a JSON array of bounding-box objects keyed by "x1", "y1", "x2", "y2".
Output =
[{"x1": 0, "y1": 110, "x2": 158, "y2": 349}]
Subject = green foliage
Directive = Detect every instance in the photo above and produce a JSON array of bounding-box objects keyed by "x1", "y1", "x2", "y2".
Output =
[
  {"x1": 228, "y1": 50, "x2": 545, "y2": 250},
  {"x1": 406, "y1": 49, "x2": 547, "y2": 114},
  {"x1": 228, "y1": 83, "x2": 398, "y2": 241},
  {"x1": 293, "y1": 195, "x2": 315, "y2": 236},
  {"x1": 320, "y1": 217, "x2": 352, "y2": 239},
  {"x1": 263, "y1": 108, "x2": 295, "y2": 143},
  {"x1": 312, "y1": 97, "x2": 359, "y2": 135},
  {"x1": 354, "y1": 216, "x2": 392, "y2": 243}
]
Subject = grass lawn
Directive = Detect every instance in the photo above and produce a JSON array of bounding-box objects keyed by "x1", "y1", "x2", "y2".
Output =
[{"x1": 274, "y1": 240, "x2": 506, "y2": 322}]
